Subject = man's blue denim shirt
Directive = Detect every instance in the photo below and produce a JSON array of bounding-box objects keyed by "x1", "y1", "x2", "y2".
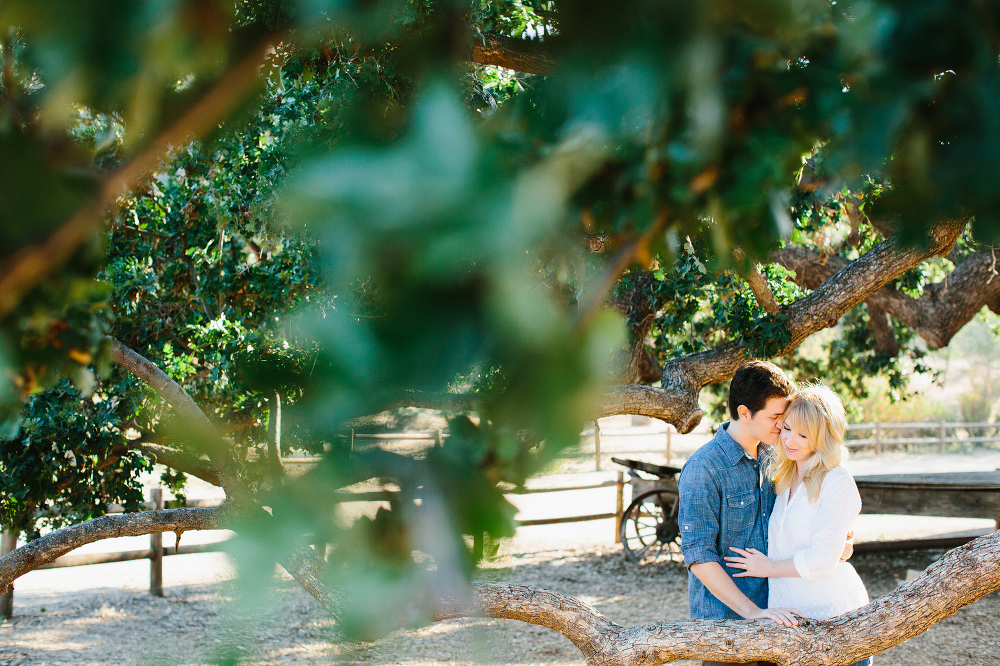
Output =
[{"x1": 678, "y1": 422, "x2": 776, "y2": 619}]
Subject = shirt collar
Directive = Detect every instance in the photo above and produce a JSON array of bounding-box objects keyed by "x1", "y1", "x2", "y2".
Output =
[{"x1": 717, "y1": 422, "x2": 768, "y2": 466}]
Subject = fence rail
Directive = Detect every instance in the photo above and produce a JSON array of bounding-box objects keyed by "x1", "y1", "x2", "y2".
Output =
[
  {"x1": 4, "y1": 472, "x2": 629, "y2": 618},
  {"x1": 564, "y1": 420, "x2": 1000, "y2": 469},
  {"x1": 845, "y1": 420, "x2": 1000, "y2": 455},
  {"x1": 8, "y1": 420, "x2": 1000, "y2": 618}
]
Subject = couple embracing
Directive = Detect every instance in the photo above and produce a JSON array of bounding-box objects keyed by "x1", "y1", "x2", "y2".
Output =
[{"x1": 678, "y1": 360, "x2": 872, "y2": 666}]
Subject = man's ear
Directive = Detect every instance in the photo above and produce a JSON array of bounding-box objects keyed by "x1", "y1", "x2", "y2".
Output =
[{"x1": 736, "y1": 405, "x2": 751, "y2": 422}]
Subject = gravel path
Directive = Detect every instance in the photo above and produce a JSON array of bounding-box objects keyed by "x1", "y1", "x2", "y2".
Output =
[{"x1": 2, "y1": 538, "x2": 999, "y2": 665}]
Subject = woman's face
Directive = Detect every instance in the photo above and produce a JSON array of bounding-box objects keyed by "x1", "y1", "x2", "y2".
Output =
[{"x1": 779, "y1": 419, "x2": 814, "y2": 463}]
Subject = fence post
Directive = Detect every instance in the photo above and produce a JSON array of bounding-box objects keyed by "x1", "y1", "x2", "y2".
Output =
[
  {"x1": 875, "y1": 420, "x2": 882, "y2": 456},
  {"x1": 349, "y1": 429, "x2": 355, "y2": 456},
  {"x1": 434, "y1": 428, "x2": 443, "y2": 447},
  {"x1": 150, "y1": 488, "x2": 163, "y2": 597},
  {"x1": 593, "y1": 420, "x2": 601, "y2": 471},
  {"x1": 614, "y1": 472, "x2": 624, "y2": 543},
  {"x1": 1, "y1": 529, "x2": 17, "y2": 619},
  {"x1": 665, "y1": 426, "x2": 672, "y2": 465}
]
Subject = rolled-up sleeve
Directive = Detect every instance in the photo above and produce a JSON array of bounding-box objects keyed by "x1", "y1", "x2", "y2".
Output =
[
  {"x1": 678, "y1": 460, "x2": 722, "y2": 568},
  {"x1": 791, "y1": 472, "x2": 862, "y2": 581}
]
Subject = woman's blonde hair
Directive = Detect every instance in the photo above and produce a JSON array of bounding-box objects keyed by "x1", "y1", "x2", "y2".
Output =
[{"x1": 769, "y1": 384, "x2": 848, "y2": 502}]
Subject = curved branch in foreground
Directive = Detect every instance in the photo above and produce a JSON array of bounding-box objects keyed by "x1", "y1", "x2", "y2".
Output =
[
  {"x1": 461, "y1": 530, "x2": 1000, "y2": 666},
  {"x1": 443, "y1": 583, "x2": 618, "y2": 661},
  {"x1": 0, "y1": 507, "x2": 223, "y2": 594},
  {"x1": 0, "y1": 38, "x2": 279, "y2": 318}
]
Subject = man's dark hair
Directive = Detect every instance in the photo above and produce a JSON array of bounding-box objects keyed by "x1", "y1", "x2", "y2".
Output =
[{"x1": 728, "y1": 360, "x2": 795, "y2": 419}]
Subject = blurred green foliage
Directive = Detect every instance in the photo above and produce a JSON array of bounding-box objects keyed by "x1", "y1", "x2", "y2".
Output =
[{"x1": 1, "y1": 0, "x2": 1000, "y2": 642}]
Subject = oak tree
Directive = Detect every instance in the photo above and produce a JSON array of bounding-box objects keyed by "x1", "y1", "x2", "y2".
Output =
[{"x1": 3, "y1": 0, "x2": 1000, "y2": 663}]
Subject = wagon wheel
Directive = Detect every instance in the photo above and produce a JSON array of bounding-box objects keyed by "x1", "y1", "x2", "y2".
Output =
[{"x1": 620, "y1": 488, "x2": 681, "y2": 564}]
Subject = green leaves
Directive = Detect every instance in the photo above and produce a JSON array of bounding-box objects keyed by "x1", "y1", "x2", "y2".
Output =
[
  {"x1": 5, "y1": 0, "x2": 1000, "y2": 646},
  {"x1": 0, "y1": 377, "x2": 149, "y2": 538}
]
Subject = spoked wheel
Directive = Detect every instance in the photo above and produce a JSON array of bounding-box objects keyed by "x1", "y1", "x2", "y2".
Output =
[{"x1": 620, "y1": 488, "x2": 681, "y2": 564}]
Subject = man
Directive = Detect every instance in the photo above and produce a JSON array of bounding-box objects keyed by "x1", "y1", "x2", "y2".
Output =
[{"x1": 678, "y1": 360, "x2": 797, "y2": 666}]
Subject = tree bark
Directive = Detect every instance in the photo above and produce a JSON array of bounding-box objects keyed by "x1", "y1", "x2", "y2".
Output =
[
  {"x1": 0, "y1": 507, "x2": 222, "y2": 594},
  {"x1": 108, "y1": 339, "x2": 341, "y2": 617},
  {"x1": 452, "y1": 529, "x2": 1000, "y2": 666},
  {"x1": 469, "y1": 33, "x2": 555, "y2": 75},
  {"x1": 594, "y1": 218, "x2": 968, "y2": 432},
  {"x1": 595, "y1": 384, "x2": 704, "y2": 433},
  {"x1": 130, "y1": 441, "x2": 222, "y2": 487},
  {"x1": 772, "y1": 243, "x2": 1000, "y2": 349}
]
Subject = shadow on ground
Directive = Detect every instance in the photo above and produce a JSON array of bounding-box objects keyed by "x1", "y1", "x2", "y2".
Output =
[{"x1": 2, "y1": 546, "x2": 1000, "y2": 665}]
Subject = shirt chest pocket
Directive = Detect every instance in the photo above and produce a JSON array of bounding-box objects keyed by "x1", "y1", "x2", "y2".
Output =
[{"x1": 725, "y1": 491, "x2": 758, "y2": 531}]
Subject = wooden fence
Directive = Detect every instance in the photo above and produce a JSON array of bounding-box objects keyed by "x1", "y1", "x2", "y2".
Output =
[
  {"x1": 6, "y1": 420, "x2": 1000, "y2": 617},
  {"x1": 845, "y1": 421, "x2": 1000, "y2": 454},
  {"x1": 1, "y1": 468, "x2": 629, "y2": 618},
  {"x1": 564, "y1": 420, "x2": 1000, "y2": 470}
]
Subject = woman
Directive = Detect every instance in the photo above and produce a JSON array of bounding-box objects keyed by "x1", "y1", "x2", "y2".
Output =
[{"x1": 724, "y1": 385, "x2": 872, "y2": 666}]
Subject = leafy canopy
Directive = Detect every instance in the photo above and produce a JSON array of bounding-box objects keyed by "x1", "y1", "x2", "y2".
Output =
[{"x1": 1, "y1": 0, "x2": 1000, "y2": 638}]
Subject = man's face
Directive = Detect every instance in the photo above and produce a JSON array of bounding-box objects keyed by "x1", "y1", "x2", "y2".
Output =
[{"x1": 744, "y1": 396, "x2": 790, "y2": 446}]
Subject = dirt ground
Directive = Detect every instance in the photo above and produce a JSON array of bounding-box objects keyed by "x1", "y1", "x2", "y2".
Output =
[
  {"x1": 4, "y1": 447, "x2": 1000, "y2": 665},
  {"x1": 1, "y1": 541, "x2": 998, "y2": 665}
]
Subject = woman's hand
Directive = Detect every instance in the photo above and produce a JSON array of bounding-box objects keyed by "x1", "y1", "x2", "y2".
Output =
[
  {"x1": 747, "y1": 606, "x2": 805, "y2": 627},
  {"x1": 724, "y1": 547, "x2": 773, "y2": 577}
]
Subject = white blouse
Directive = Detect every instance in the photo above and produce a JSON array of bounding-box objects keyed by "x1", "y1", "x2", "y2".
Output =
[{"x1": 767, "y1": 465, "x2": 869, "y2": 620}]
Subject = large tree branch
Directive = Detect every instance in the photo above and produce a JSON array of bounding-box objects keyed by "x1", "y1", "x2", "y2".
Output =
[
  {"x1": 772, "y1": 243, "x2": 1000, "y2": 349},
  {"x1": 596, "y1": 218, "x2": 969, "y2": 432},
  {"x1": 109, "y1": 337, "x2": 242, "y2": 498},
  {"x1": 130, "y1": 441, "x2": 222, "y2": 487},
  {"x1": 370, "y1": 222, "x2": 970, "y2": 430},
  {"x1": 0, "y1": 507, "x2": 222, "y2": 594},
  {"x1": 594, "y1": 385, "x2": 703, "y2": 433},
  {"x1": 108, "y1": 338, "x2": 340, "y2": 616},
  {"x1": 457, "y1": 529, "x2": 1000, "y2": 665},
  {"x1": 469, "y1": 33, "x2": 555, "y2": 75}
]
